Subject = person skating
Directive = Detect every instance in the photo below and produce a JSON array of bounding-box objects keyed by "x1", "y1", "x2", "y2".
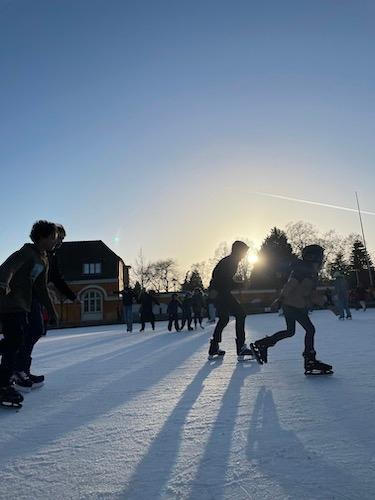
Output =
[
  {"x1": 139, "y1": 290, "x2": 159, "y2": 332},
  {"x1": 115, "y1": 286, "x2": 136, "y2": 332},
  {"x1": 14, "y1": 224, "x2": 77, "y2": 390},
  {"x1": 207, "y1": 240, "x2": 253, "y2": 361},
  {"x1": 251, "y1": 245, "x2": 333, "y2": 375},
  {"x1": 333, "y1": 272, "x2": 351, "y2": 320},
  {"x1": 192, "y1": 288, "x2": 205, "y2": 329},
  {"x1": 181, "y1": 292, "x2": 194, "y2": 331},
  {"x1": 0, "y1": 221, "x2": 58, "y2": 407},
  {"x1": 167, "y1": 294, "x2": 183, "y2": 332}
]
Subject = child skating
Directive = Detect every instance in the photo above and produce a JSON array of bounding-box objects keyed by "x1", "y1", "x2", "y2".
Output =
[{"x1": 251, "y1": 245, "x2": 333, "y2": 375}]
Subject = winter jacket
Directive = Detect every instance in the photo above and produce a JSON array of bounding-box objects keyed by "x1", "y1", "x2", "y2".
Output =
[
  {"x1": 140, "y1": 293, "x2": 159, "y2": 313},
  {"x1": 167, "y1": 299, "x2": 183, "y2": 315},
  {"x1": 334, "y1": 276, "x2": 349, "y2": 300},
  {"x1": 118, "y1": 288, "x2": 135, "y2": 306},
  {"x1": 182, "y1": 297, "x2": 193, "y2": 313},
  {"x1": 210, "y1": 255, "x2": 239, "y2": 293},
  {"x1": 0, "y1": 244, "x2": 56, "y2": 317},
  {"x1": 280, "y1": 260, "x2": 323, "y2": 309},
  {"x1": 192, "y1": 293, "x2": 204, "y2": 312}
]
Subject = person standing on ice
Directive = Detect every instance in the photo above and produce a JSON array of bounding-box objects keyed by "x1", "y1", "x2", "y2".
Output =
[
  {"x1": 192, "y1": 287, "x2": 205, "y2": 329},
  {"x1": 180, "y1": 292, "x2": 194, "y2": 331},
  {"x1": 139, "y1": 290, "x2": 159, "y2": 332},
  {"x1": 251, "y1": 245, "x2": 333, "y2": 375},
  {"x1": 167, "y1": 293, "x2": 183, "y2": 332},
  {"x1": 333, "y1": 272, "x2": 351, "y2": 320},
  {"x1": 114, "y1": 286, "x2": 136, "y2": 332},
  {"x1": 0, "y1": 221, "x2": 58, "y2": 408},
  {"x1": 208, "y1": 240, "x2": 253, "y2": 360}
]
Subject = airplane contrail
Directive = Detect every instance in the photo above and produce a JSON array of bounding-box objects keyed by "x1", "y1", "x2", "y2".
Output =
[{"x1": 255, "y1": 192, "x2": 375, "y2": 216}]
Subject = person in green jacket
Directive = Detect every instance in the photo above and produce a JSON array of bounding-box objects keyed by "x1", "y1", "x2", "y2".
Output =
[{"x1": 0, "y1": 220, "x2": 58, "y2": 408}]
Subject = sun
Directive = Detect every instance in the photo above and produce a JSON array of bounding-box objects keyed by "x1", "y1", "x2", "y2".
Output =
[{"x1": 247, "y1": 254, "x2": 259, "y2": 264}]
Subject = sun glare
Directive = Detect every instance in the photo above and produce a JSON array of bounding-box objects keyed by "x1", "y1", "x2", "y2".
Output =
[{"x1": 248, "y1": 254, "x2": 258, "y2": 264}]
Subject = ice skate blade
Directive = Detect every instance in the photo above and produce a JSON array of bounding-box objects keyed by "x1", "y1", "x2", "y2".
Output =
[
  {"x1": 237, "y1": 355, "x2": 255, "y2": 362},
  {"x1": 31, "y1": 382, "x2": 44, "y2": 389},
  {"x1": 207, "y1": 354, "x2": 225, "y2": 361},
  {"x1": 13, "y1": 384, "x2": 32, "y2": 393},
  {"x1": 1, "y1": 401, "x2": 23, "y2": 409},
  {"x1": 249, "y1": 344, "x2": 264, "y2": 365},
  {"x1": 305, "y1": 370, "x2": 334, "y2": 376}
]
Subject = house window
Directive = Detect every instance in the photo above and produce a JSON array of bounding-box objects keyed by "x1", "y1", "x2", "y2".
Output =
[
  {"x1": 83, "y1": 290, "x2": 102, "y2": 313},
  {"x1": 83, "y1": 263, "x2": 102, "y2": 274}
]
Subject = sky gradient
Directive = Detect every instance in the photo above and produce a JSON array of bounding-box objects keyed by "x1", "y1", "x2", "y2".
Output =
[{"x1": 1, "y1": 0, "x2": 375, "y2": 271}]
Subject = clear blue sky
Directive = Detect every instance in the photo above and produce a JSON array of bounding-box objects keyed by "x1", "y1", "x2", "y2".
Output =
[{"x1": 1, "y1": 0, "x2": 375, "y2": 270}]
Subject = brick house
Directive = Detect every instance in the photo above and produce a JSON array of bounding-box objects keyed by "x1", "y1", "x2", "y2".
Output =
[{"x1": 52, "y1": 240, "x2": 130, "y2": 327}]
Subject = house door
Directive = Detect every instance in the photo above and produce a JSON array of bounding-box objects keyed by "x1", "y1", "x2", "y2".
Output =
[{"x1": 82, "y1": 289, "x2": 103, "y2": 321}]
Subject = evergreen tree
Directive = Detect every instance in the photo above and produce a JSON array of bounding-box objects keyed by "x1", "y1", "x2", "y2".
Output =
[
  {"x1": 250, "y1": 227, "x2": 296, "y2": 288},
  {"x1": 181, "y1": 268, "x2": 204, "y2": 291},
  {"x1": 328, "y1": 252, "x2": 351, "y2": 279},
  {"x1": 350, "y1": 240, "x2": 374, "y2": 286}
]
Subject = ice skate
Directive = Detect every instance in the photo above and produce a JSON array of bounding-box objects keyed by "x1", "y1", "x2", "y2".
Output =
[
  {"x1": 251, "y1": 338, "x2": 270, "y2": 364},
  {"x1": 28, "y1": 373, "x2": 45, "y2": 388},
  {"x1": 12, "y1": 372, "x2": 33, "y2": 392},
  {"x1": 303, "y1": 351, "x2": 333, "y2": 375},
  {"x1": 207, "y1": 340, "x2": 225, "y2": 360},
  {"x1": 0, "y1": 385, "x2": 23, "y2": 409},
  {"x1": 237, "y1": 342, "x2": 254, "y2": 362}
]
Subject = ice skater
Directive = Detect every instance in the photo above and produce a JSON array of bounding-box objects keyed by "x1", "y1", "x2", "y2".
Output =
[
  {"x1": 251, "y1": 245, "x2": 333, "y2": 375},
  {"x1": 192, "y1": 288, "x2": 205, "y2": 329},
  {"x1": 167, "y1": 293, "x2": 183, "y2": 332},
  {"x1": 139, "y1": 290, "x2": 159, "y2": 332},
  {"x1": 181, "y1": 292, "x2": 194, "y2": 331},
  {"x1": 333, "y1": 272, "x2": 351, "y2": 320},
  {"x1": 207, "y1": 240, "x2": 253, "y2": 360},
  {"x1": 14, "y1": 224, "x2": 78, "y2": 391},
  {"x1": 0, "y1": 221, "x2": 58, "y2": 408}
]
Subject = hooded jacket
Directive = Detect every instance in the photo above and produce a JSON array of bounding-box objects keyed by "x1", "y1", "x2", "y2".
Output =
[{"x1": 0, "y1": 244, "x2": 56, "y2": 317}]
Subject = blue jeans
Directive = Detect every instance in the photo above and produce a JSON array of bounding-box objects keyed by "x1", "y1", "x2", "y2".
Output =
[
  {"x1": 123, "y1": 305, "x2": 133, "y2": 332},
  {"x1": 337, "y1": 297, "x2": 351, "y2": 318}
]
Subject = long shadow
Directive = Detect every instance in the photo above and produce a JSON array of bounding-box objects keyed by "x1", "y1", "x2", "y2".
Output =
[
  {"x1": 188, "y1": 361, "x2": 260, "y2": 500},
  {"x1": 121, "y1": 360, "x2": 223, "y2": 499},
  {"x1": 246, "y1": 387, "x2": 369, "y2": 500},
  {"x1": 0, "y1": 328, "x2": 210, "y2": 462},
  {"x1": 33, "y1": 327, "x2": 174, "y2": 364}
]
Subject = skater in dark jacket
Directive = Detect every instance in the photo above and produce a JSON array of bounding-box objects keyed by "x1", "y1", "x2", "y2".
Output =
[
  {"x1": 333, "y1": 272, "x2": 351, "y2": 320},
  {"x1": 252, "y1": 245, "x2": 332, "y2": 374},
  {"x1": 0, "y1": 221, "x2": 58, "y2": 408},
  {"x1": 192, "y1": 288, "x2": 205, "y2": 329},
  {"x1": 14, "y1": 224, "x2": 77, "y2": 390},
  {"x1": 167, "y1": 294, "x2": 183, "y2": 332},
  {"x1": 115, "y1": 286, "x2": 136, "y2": 332},
  {"x1": 181, "y1": 292, "x2": 194, "y2": 331},
  {"x1": 208, "y1": 241, "x2": 252, "y2": 360},
  {"x1": 139, "y1": 290, "x2": 159, "y2": 332}
]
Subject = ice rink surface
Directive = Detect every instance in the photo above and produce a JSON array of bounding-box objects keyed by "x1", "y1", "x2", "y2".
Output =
[{"x1": 1, "y1": 310, "x2": 375, "y2": 499}]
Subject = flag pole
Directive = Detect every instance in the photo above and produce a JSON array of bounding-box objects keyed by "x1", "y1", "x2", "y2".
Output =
[{"x1": 355, "y1": 191, "x2": 373, "y2": 286}]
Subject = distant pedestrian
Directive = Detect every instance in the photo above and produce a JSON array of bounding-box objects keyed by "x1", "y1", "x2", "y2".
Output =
[
  {"x1": 115, "y1": 286, "x2": 136, "y2": 332},
  {"x1": 167, "y1": 294, "x2": 183, "y2": 332},
  {"x1": 181, "y1": 292, "x2": 194, "y2": 331},
  {"x1": 192, "y1": 288, "x2": 205, "y2": 329},
  {"x1": 139, "y1": 290, "x2": 159, "y2": 332},
  {"x1": 333, "y1": 272, "x2": 351, "y2": 320}
]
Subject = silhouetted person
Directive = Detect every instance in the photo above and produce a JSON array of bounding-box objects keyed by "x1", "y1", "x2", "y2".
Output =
[
  {"x1": 167, "y1": 293, "x2": 183, "y2": 332},
  {"x1": 115, "y1": 286, "x2": 136, "y2": 332},
  {"x1": 208, "y1": 240, "x2": 252, "y2": 359},
  {"x1": 181, "y1": 292, "x2": 193, "y2": 331},
  {"x1": 139, "y1": 290, "x2": 159, "y2": 332},
  {"x1": 333, "y1": 272, "x2": 351, "y2": 320},
  {"x1": 192, "y1": 287, "x2": 205, "y2": 329}
]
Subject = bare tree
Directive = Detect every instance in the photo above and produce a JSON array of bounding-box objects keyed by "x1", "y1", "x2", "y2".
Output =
[
  {"x1": 147, "y1": 259, "x2": 180, "y2": 293},
  {"x1": 285, "y1": 221, "x2": 319, "y2": 257}
]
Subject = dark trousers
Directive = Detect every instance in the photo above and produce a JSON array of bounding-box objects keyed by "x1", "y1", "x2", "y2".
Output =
[
  {"x1": 168, "y1": 314, "x2": 180, "y2": 331},
  {"x1": 267, "y1": 305, "x2": 315, "y2": 353},
  {"x1": 193, "y1": 309, "x2": 203, "y2": 327},
  {"x1": 212, "y1": 292, "x2": 246, "y2": 352},
  {"x1": 181, "y1": 311, "x2": 192, "y2": 330},
  {"x1": 141, "y1": 312, "x2": 155, "y2": 330},
  {"x1": 0, "y1": 312, "x2": 28, "y2": 386},
  {"x1": 16, "y1": 299, "x2": 44, "y2": 373}
]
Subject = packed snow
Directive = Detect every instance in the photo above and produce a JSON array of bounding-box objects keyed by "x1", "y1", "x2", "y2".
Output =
[{"x1": 1, "y1": 310, "x2": 375, "y2": 500}]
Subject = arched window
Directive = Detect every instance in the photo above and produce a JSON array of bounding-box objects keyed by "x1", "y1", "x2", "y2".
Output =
[{"x1": 81, "y1": 289, "x2": 103, "y2": 321}]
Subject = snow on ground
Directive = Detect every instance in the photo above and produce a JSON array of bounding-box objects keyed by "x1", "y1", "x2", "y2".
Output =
[{"x1": 1, "y1": 310, "x2": 375, "y2": 500}]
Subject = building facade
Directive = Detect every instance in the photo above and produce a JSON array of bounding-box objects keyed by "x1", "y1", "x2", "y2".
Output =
[{"x1": 52, "y1": 240, "x2": 129, "y2": 327}]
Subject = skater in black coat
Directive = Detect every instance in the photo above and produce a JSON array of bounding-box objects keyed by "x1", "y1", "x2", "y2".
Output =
[
  {"x1": 181, "y1": 292, "x2": 194, "y2": 331},
  {"x1": 192, "y1": 288, "x2": 205, "y2": 329},
  {"x1": 139, "y1": 290, "x2": 159, "y2": 332},
  {"x1": 167, "y1": 294, "x2": 183, "y2": 332},
  {"x1": 208, "y1": 241, "x2": 252, "y2": 359}
]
